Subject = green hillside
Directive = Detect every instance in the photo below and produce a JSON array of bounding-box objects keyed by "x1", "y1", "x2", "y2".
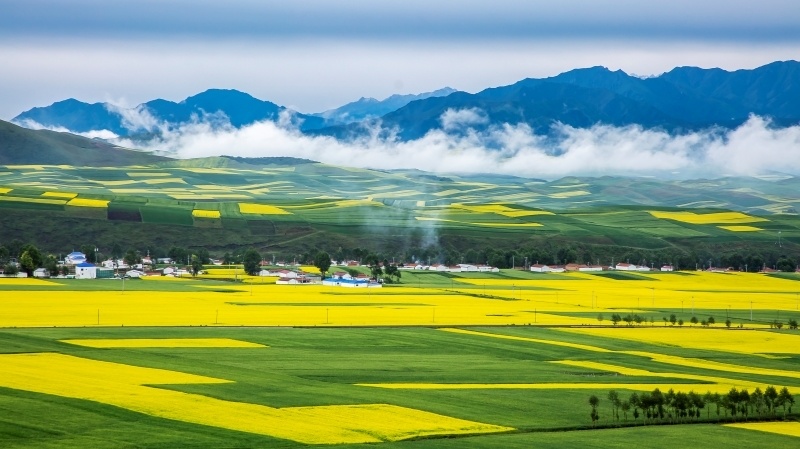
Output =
[{"x1": 0, "y1": 119, "x2": 169, "y2": 166}]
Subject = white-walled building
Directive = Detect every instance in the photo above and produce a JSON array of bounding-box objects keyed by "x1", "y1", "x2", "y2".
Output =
[{"x1": 75, "y1": 262, "x2": 97, "y2": 279}]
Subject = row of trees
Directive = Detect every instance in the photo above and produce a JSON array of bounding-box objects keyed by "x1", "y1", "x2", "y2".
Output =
[
  {"x1": 590, "y1": 386, "x2": 795, "y2": 427},
  {"x1": 598, "y1": 313, "x2": 799, "y2": 330}
]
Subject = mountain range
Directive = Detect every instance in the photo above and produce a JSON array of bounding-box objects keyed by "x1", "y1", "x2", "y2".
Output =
[{"x1": 12, "y1": 60, "x2": 800, "y2": 141}]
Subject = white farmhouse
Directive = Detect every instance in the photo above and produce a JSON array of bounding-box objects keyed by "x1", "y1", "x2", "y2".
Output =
[{"x1": 75, "y1": 262, "x2": 97, "y2": 279}]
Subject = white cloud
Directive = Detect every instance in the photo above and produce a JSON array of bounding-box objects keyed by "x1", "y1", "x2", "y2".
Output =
[
  {"x1": 13, "y1": 119, "x2": 119, "y2": 140},
  {"x1": 104, "y1": 103, "x2": 162, "y2": 133},
  {"x1": 112, "y1": 111, "x2": 800, "y2": 179},
  {"x1": 440, "y1": 108, "x2": 488, "y2": 131}
]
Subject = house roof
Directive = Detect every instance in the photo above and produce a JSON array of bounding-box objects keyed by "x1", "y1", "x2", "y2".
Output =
[{"x1": 76, "y1": 262, "x2": 95, "y2": 268}]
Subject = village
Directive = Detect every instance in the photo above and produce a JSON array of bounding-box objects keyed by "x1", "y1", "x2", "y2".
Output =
[{"x1": 1, "y1": 248, "x2": 792, "y2": 285}]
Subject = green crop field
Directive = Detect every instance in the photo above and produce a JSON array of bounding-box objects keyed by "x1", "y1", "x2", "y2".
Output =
[{"x1": 1, "y1": 324, "x2": 798, "y2": 448}]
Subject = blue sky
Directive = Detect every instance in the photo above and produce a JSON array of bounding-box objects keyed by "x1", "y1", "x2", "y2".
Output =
[{"x1": 2, "y1": 0, "x2": 800, "y2": 120}]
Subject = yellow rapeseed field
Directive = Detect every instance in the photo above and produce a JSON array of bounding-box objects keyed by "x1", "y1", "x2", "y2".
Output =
[
  {"x1": 718, "y1": 225, "x2": 763, "y2": 232},
  {"x1": 559, "y1": 327, "x2": 800, "y2": 356},
  {"x1": 0, "y1": 278, "x2": 61, "y2": 286},
  {"x1": 191, "y1": 209, "x2": 221, "y2": 219},
  {"x1": 726, "y1": 422, "x2": 800, "y2": 438},
  {"x1": 41, "y1": 191, "x2": 77, "y2": 199},
  {"x1": 67, "y1": 198, "x2": 110, "y2": 208},
  {"x1": 238, "y1": 203, "x2": 292, "y2": 214},
  {"x1": 0, "y1": 353, "x2": 510, "y2": 444},
  {"x1": 450, "y1": 203, "x2": 554, "y2": 218},
  {"x1": 649, "y1": 211, "x2": 768, "y2": 224},
  {"x1": 0, "y1": 196, "x2": 66, "y2": 205},
  {"x1": 60, "y1": 338, "x2": 266, "y2": 348},
  {"x1": 1, "y1": 272, "x2": 798, "y2": 327}
]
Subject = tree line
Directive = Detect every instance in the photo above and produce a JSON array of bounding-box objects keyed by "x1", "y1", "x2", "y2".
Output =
[{"x1": 590, "y1": 386, "x2": 795, "y2": 427}]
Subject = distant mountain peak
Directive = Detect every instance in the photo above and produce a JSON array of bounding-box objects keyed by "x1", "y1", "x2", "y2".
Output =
[{"x1": 313, "y1": 87, "x2": 460, "y2": 124}]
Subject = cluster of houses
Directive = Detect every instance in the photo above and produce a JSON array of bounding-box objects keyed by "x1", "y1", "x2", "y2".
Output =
[
  {"x1": 28, "y1": 252, "x2": 188, "y2": 279},
  {"x1": 398, "y1": 263, "x2": 500, "y2": 272},
  {"x1": 529, "y1": 263, "x2": 675, "y2": 272}
]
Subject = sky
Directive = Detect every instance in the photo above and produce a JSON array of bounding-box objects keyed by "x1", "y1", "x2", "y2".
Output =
[
  {"x1": 4, "y1": 1, "x2": 800, "y2": 178},
  {"x1": 3, "y1": 0, "x2": 800, "y2": 120}
]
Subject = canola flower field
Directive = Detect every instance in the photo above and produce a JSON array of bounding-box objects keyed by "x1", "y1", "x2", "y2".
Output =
[{"x1": 0, "y1": 271, "x2": 799, "y2": 448}]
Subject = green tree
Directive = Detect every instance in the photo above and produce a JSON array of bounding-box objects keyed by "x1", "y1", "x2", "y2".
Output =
[
  {"x1": 678, "y1": 319, "x2": 684, "y2": 327},
  {"x1": 764, "y1": 385, "x2": 778, "y2": 416},
  {"x1": 778, "y1": 386, "x2": 794, "y2": 417},
  {"x1": 690, "y1": 316, "x2": 698, "y2": 326},
  {"x1": 708, "y1": 316, "x2": 715, "y2": 326},
  {"x1": 80, "y1": 244, "x2": 97, "y2": 263},
  {"x1": 589, "y1": 395, "x2": 600, "y2": 427},
  {"x1": 3, "y1": 262, "x2": 19, "y2": 276},
  {"x1": 776, "y1": 257, "x2": 796, "y2": 272},
  {"x1": 314, "y1": 251, "x2": 332, "y2": 279},
  {"x1": 620, "y1": 400, "x2": 630, "y2": 421},
  {"x1": 168, "y1": 246, "x2": 189, "y2": 265},
  {"x1": 608, "y1": 390, "x2": 621, "y2": 421},
  {"x1": 0, "y1": 245, "x2": 9, "y2": 264},
  {"x1": 44, "y1": 255, "x2": 59, "y2": 276},
  {"x1": 124, "y1": 249, "x2": 139, "y2": 268},
  {"x1": 726, "y1": 318, "x2": 732, "y2": 328},
  {"x1": 190, "y1": 255, "x2": 203, "y2": 277},
  {"x1": 111, "y1": 243, "x2": 123, "y2": 260},
  {"x1": 243, "y1": 248, "x2": 262, "y2": 276},
  {"x1": 20, "y1": 244, "x2": 43, "y2": 269},
  {"x1": 19, "y1": 251, "x2": 35, "y2": 276},
  {"x1": 196, "y1": 248, "x2": 211, "y2": 265},
  {"x1": 670, "y1": 314, "x2": 677, "y2": 326}
]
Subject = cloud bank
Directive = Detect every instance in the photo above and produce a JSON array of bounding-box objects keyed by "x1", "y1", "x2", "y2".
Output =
[{"x1": 110, "y1": 109, "x2": 800, "y2": 180}]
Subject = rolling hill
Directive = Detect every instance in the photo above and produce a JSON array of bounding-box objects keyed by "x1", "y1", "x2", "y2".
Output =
[{"x1": 0, "y1": 119, "x2": 169, "y2": 166}]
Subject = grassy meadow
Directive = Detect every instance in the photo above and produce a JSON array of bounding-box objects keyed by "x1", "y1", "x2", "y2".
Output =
[{"x1": 1, "y1": 272, "x2": 799, "y2": 447}]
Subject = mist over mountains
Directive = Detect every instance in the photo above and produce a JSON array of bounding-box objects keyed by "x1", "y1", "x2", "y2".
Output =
[
  {"x1": 8, "y1": 61, "x2": 800, "y2": 179},
  {"x1": 15, "y1": 61, "x2": 800, "y2": 141}
]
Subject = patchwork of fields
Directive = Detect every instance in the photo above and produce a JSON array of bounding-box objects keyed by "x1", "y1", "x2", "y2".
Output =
[
  {"x1": 1, "y1": 162, "x2": 799, "y2": 247},
  {"x1": 0, "y1": 272, "x2": 798, "y2": 447}
]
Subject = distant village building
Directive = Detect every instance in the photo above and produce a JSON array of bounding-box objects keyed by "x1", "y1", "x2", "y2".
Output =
[
  {"x1": 578, "y1": 265, "x2": 603, "y2": 272},
  {"x1": 65, "y1": 251, "x2": 87, "y2": 265},
  {"x1": 33, "y1": 268, "x2": 49, "y2": 278},
  {"x1": 661, "y1": 265, "x2": 674, "y2": 272},
  {"x1": 530, "y1": 264, "x2": 549, "y2": 272},
  {"x1": 477, "y1": 265, "x2": 499, "y2": 272},
  {"x1": 75, "y1": 262, "x2": 97, "y2": 279},
  {"x1": 322, "y1": 277, "x2": 382, "y2": 288}
]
